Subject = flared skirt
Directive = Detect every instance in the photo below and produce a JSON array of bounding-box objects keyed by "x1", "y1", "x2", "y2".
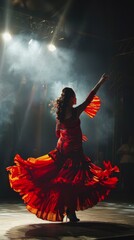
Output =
[{"x1": 7, "y1": 149, "x2": 119, "y2": 221}]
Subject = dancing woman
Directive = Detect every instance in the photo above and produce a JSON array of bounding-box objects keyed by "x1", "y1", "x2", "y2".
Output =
[{"x1": 7, "y1": 73, "x2": 119, "y2": 222}]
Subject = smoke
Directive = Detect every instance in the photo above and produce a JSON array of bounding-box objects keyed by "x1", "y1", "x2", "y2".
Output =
[
  {"x1": 5, "y1": 36, "x2": 74, "y2": 85},
  {"x1": 0, "y1": 34, "x2": 114, "y2": 144},
  {"x1": 0, "y1": 35, "x2": 75, "y2": 140},
  {"x1": 0, "y1": 80, "x2": 16, "y2": 139},
  {"x1": 5, "y1": 35, "x2": 93, "y2": 107}
]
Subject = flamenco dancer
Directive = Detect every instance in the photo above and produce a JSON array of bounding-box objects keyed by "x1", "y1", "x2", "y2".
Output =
[{"x1": 7, "y1": 73, "x2": 119, "y2": 222}]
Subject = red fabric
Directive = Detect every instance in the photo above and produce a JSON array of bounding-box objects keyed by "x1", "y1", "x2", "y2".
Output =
[{"x1": 7, "y1": 118, "x2": 119, "y2": 222}]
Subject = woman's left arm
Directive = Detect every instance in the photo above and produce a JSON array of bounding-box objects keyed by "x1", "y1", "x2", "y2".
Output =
[{"x1": 75, "y1": 73, "x2": 109, "y2": 117}]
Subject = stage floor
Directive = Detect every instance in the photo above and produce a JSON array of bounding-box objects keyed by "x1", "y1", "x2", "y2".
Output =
[{"x1": 0, "y1": 201, "x2": 134, "y2": 239}]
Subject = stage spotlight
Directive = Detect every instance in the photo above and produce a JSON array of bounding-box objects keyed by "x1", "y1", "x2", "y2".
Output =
[
  {"x1": 2, "y1": 32, "x2": 12, "y2": 42},
  {"x1": 48, "y1": 43, "x2": 56, "y2": 52}
]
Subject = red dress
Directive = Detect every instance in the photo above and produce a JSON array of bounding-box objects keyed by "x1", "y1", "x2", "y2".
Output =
[{"x1": 7, "y1": 93, "x2": 119, "y2": 221}]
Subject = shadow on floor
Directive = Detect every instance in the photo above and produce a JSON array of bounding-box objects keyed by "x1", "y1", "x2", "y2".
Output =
[{"x1": 6, "y1": 222, "x2": 134, "y2": 240}]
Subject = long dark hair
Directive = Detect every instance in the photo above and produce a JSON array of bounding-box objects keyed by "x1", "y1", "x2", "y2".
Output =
[{"x1": 52, "y1": 87, "x2": 75, "y2": 122}]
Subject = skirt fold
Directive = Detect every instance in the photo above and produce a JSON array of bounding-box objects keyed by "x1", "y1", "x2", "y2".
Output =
[{"x1": 7, "y1": 150, "x2": 119, "y2": 221}]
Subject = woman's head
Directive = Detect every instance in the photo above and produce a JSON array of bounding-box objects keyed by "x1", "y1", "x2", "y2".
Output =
[
  {"x1": 61, "y1": 87, "x2": 76, "y2": 106},
  {"x1": 56, "y1": 87, "x2": 76, "y2": 122}
]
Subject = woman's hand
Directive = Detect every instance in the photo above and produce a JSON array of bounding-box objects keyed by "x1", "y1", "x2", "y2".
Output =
[
  {"x1": 99, "y1": 73, "x2": 109, "y2": 85},
  {"x1": 92, "y1": 73, "x2": 109, "y2": 94}
]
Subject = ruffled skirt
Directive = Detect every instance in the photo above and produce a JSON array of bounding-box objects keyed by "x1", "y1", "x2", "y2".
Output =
[{"x1": 6, "y1": 149, "x2": 119, "y2": 221}]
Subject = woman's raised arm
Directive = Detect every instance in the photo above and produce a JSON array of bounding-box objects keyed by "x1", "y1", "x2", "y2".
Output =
[{"x1": 75, "y1": 73, "x2": 109, "y2": 117}]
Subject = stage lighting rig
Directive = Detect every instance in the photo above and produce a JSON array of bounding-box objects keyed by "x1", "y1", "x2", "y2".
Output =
[{"x1": 0, "y1": 7, "x2": 65, "y2": 42}]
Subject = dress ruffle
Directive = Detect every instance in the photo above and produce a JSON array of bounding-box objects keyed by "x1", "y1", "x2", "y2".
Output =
[{"x1": 7, "y1": 150, "x2": 119, "y2": 222}]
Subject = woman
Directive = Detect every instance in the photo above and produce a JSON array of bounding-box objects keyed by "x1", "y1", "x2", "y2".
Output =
[{"x1": 7, "y1": 73, "x2": 119, "y2": 222}]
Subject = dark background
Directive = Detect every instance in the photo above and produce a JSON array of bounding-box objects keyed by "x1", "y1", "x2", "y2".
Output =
[{"x1": 0, "y1": 0, "x2": 134, "y2": 200}]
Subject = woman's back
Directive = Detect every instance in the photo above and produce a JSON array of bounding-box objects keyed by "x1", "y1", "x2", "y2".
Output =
[{"x1": 56, "y1": 115, "x2": 83, "y2": 156}]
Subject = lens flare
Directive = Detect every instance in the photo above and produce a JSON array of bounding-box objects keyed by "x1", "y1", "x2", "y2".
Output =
[
  {"x1": 48, "y1": 44, "x2": 56, "y2": 52},
  {"x1": 2, "y1": 32, "x2": 12, "y2": 42}
]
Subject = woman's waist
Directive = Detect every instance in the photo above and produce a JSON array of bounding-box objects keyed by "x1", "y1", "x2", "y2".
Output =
[
  {"x1": 59, "y1": 130, "x2": 82, "y2": 139},
  {"x1": 60, "y1": 126, "x2": 81, "y2": 135},
  {"x1": 59, "y1": 135, "x2": 82, "y2": 141},
  {"x1": 57, "y1": 137, "x2": 82, "y2": 145},
  {"x1": 57, "y1": 138, "x2": 82, "y2": 152},
  {"x1": 57, "y1": 145, "x2": 83, "y2": 157}
]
